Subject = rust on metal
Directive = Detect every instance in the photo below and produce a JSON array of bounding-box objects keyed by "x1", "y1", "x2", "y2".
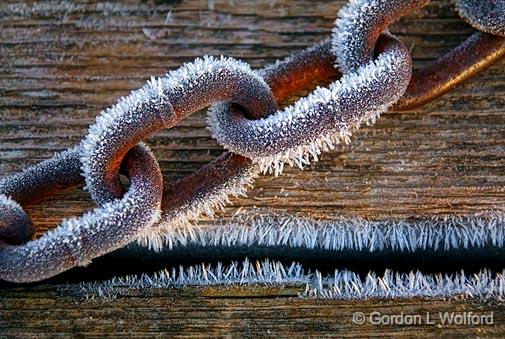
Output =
[{"x1": 393, "y1": 32, "x2": 505, "y2": 110}]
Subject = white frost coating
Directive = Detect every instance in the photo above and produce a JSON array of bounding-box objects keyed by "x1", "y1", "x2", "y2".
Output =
[
  {"x1": 80, "y1": 73, "x2": 172, "y2": 204},
  {"x1": 135, "y1": 211, "x2": 505, "y2": 253},
  {"x1": 304, "y1": 267, "x2": 505, "y2": 300},
  {"x1": 157, "y1": 54, "x2": 264, "y2": 95},
  {"x1": 81, "y1": 54, "x2": 278, "y2": 251},
  {"x1": 455, "y1": 0, "x2": 505, "y2": 37},
  {"x1": 333, "y1": 0, "x2": 382, "y2": 73},
  {"x1": 0, "y1": 145, "x2": 163, "y2": 283},
  {"x1": 81, "y1": 55, "x2": 270, "y2": 205},
  {"x1": 80, "y1": 259, "x2": 309, "y2": 299},
  {"x1": 0, "y1": 145, "x2": 82, "y2": 199},
  {"x1": 0, "y1": 188, "x2": 161, "y2": 282},
  {"x1": 208, "y1": 42, "x2": 411, "y2": 175},
  {"x1": 137, "y1": 166, "x2": 258, "y2": 251},
  {"x1": 0, "y1": 194, "x2": 23, "y2": 212},
  {"x1": 79, "y1": 258, "x2": 505, "y2": 301},
  {"x1": 331, "y1": 0, "x2": 428, "y2": 73}
]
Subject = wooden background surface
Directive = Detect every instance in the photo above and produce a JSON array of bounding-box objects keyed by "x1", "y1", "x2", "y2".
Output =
[{"x1": 1, "y1": 0, "x2": 505, "y2": 336}]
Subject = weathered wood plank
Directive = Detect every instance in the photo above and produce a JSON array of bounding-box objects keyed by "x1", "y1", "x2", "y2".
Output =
[
  {"x1": 2, "y1": 285, "x2": 505, "y2": 337},
  {"x1": 1, "y1": 0, "x2": 505, "y2": 336}
]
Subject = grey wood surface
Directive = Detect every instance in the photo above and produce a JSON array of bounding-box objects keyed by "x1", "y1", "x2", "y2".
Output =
[{"x1": 1, "y1": 0, "x2": 504, "y2": 337}]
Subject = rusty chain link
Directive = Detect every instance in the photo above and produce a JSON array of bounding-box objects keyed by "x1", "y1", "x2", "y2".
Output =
[{"x1": 1, "y1": 0, "x2": 504, "y2": 282}]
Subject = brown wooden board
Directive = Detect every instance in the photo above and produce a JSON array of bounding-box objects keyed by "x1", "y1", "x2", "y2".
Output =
[{"x1": 1, "y1": 0, "x2": 504, "y2": 336}]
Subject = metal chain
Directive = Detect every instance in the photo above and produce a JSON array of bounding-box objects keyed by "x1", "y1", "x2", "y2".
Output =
[
  {"x1": 0, "y1": 145, "x2": 164, "y2": 282},
  {"x1": 1, "y1": 0, "x2": 504, "y2": 283}
]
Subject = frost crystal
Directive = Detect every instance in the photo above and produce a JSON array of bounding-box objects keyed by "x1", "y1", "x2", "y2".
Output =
[
  {"x1": 79, "y1": 211, "x2": 505, "y2": 300},
  {"x1": 0, "y1": 144, "x2": 162, "y2": 283},
  {"x1": 332, "y1": 0, "x2": 429, "y2": 73},
  {"x1": 0, "y1": 146, "x2": 82, "y2": 202},
  {"x1": 79, "y1": 259, "x2": 505, "y2": 301},
  {"x1": 137, "y1": 211, "x2": 505, "y2": 253},
  {"x1": 455, "y1": 0, "x2": 505, "y2": 37},
  {"x1": 80, "y1": 55, "x2": 280, "y2": 250},
  {"x1": 137, "y1": 160, "x2": 259, "y2": 251},
  {"x1": 81, "y1": 55, "x2": 275, "y2": 205},
  {"x1": 208, "y1": 38, "x2": 411, "y2": 175}
]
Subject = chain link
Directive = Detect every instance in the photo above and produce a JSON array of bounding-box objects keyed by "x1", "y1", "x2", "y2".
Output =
[
  {"x1": 1, "y1": 0, "x2": 504, "y2": 282},
  {"x1": 0, "y1": 145, "x2": 164, "y2": 283}
]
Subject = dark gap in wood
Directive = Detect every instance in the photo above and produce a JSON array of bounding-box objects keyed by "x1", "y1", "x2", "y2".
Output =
[{"x1": 2, "y1": 244, "x2": 503, "y2": 287}]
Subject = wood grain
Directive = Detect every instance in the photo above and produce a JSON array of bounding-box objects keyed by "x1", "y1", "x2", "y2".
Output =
[
  {"x1": 2, "y1": 285, "x2": 505, "y2": 337},
  {"x1": 1, "y1": 0, "x2": 504, "y2": 336}
]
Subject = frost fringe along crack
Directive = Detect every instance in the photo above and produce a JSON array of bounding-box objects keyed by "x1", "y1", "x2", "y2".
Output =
[
  {"x1": 79, "y1": 258, "x2": 505, "y2": 301},
  {"x1": 77, "y1": 211, "x2": 505, "y2": 300}
]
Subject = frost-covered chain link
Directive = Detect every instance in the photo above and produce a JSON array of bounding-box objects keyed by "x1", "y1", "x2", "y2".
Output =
[
  {"x1": 209, "y1": 0, "x2": 505, "y2": 171},
  {"x1": 209, "y1": 0, "x2": 425, "y2": 173},
  {"x1": 0, "y1": 0, "x2": 504, "y2": 282},
  {"x1": 0, "y1": 145, "x2": 164, "y2": 282}
]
